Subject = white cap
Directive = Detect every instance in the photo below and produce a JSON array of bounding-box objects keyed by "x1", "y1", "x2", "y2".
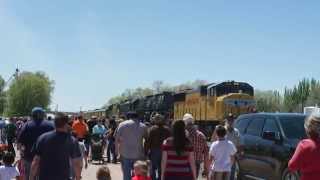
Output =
[{"x1": 183, "y1": 113, "x2": 194, "y2": 125}]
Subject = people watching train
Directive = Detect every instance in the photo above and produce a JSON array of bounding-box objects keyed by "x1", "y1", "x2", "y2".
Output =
[
  {"x1": 224, "y1": 113, "x2": 241, "y2": 180},
  {"x1": 209, "y1": 125, "x2": 237, "y2": 180},
  {"x1": 4, "y1": 117, "x2": 17, "y2": 156},
  {"x1": 17, "y1": 107, "x2": 54, "y2": 180},
  {"x1": 161, "y1": 120, "x2": 196, "y2": 180},
  {"x1": 145, "y1": 114, "x2": 171, "y2": 180},
  {"x1": 72, "y1": 115, "x2": 89, "y2": 141},
  {"x1": 183, "y1": 113, "x2": 209, "y2": 178},
  {"x1": 30, "y1": 112, "x2": 82, "y2": 180},
  {"x1": 115, "y1": 112, "x2": 148, "y2": 180},
  {"x1": 289, "y1": 113, "x2": 320, "y2": 180}
]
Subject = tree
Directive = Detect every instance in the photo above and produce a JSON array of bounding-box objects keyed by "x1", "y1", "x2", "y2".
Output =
[
  {"x1": 6, "y1": 71, "x2": 54, "y2": 116},
  {"x1": 297, "y1": 78, "x2": 311, "y2": 112},
  {"x1": 0, "y1": 76, "x2": 5, "y2": 115},
  {"x1": 255, "y1": 90, "x2": 282, "y2": 112}
]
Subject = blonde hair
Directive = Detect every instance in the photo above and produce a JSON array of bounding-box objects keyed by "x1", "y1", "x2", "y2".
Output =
[
  {"x1": 305, "y1": 113, "x2": 320, "y2": 139},
  {"x1": 134, "y1": 160, "x2": 150, "y2": 176},
  {"x1": 96, "y1": 166, "x2": 111, "y2": 180}
]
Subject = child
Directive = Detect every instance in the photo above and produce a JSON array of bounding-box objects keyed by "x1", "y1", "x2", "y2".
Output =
[
  {"x1": 132, "y1": 160, "x2": 151, "y2": 180},
  {"x1": 0, "y1": 151, "x2": 20, "y2": 180},
  {"x1": 209, "y1": 125, "x2": 237, "y2": 180},
  {"x1": 96, "y1": 166, "x2": 111, "y2": 180}
]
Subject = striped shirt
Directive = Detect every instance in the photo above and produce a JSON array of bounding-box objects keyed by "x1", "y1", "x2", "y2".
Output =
[{"x1": 162, "y1": 137, "x2": 193, "y2": 177}]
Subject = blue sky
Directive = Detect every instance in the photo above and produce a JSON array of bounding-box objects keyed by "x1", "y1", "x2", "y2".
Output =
[{"x1": 0, "y1": 0, "x2": 319, "y2": 112}]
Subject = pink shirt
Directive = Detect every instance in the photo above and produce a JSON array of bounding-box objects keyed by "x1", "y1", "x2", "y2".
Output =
[{"x1": 288, "y1": 138, "x2": 320, "y2": 180}]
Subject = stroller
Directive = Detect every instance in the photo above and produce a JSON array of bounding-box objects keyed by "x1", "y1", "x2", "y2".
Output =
[{"x1": 90, "y1": 134, "x2": 105, "y2": 164}]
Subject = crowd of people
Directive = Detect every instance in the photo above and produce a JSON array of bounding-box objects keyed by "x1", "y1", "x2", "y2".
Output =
[{"x1": 0, "y1": 107, "x2": 319, "y2": 180}]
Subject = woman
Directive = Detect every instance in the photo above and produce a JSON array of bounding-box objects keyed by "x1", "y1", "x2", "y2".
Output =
[
  {"x1": 288, "y1": 113, "x2": 320, "y2": 180},
  {"x1": 161, "y1": 120, "x2": 196, "y2": 180}
]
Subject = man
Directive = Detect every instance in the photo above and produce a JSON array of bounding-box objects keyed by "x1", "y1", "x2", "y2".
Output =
[
  {"x1": 87, "y1": 116, "x2": 98, "y2": 135},
  {"x1": 92, "y1": 119, "x2": 107, "y2": 136},
  {"x1": 115, "y1": 112, "x2": 148, "y2": 180},
  {"x1": 106, "y1": 117, "x2": 118, "y2": 163},
  {"x1": 4, "y1": 117, "x2": 17, "y2": 155},
  {"x1": 183, "y1": 113, "x2": 209, "y2": 178},
  {"x1": 72, "y1": 115, "x2": 89, "y2": 140},
  {"x1": 17, "y1": 107, "x2": 55, "y2": 180},
  {"x1": 224, "y1": 113, "x2": 241, "y2": 180},
  {"x1": 30, "y1": 112, "x2": 82, "y2": 180},
  {"x1": 145, "y1": 114, "x2": 171, "y2": 180}
]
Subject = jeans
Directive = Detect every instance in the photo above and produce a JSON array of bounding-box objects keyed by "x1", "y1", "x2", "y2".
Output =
[
  {"x1": 229, "y1": 164, "x2": 236, "y2": 180},
  {"x1": 121, "y1": 158, "x2": 137, "y2": 180},
  {"x1": 196, "y1": 161, "x2": 201, "y2": 178},
  {"x1": 107, "y1": 140, "x2": 116, "y2": 162},
  {"x1": 150, "y1": 149, "x2": 162, "y2": 180}
]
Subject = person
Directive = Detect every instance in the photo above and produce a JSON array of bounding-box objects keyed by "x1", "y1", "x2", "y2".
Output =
[
  {"x1": 72, "y1": 116, "x2": 89, "y2": 140},
  {"x1": 17, "y1": 107, "x2": 54, "y2": 180},
  {"x1": 78, "y1": 139, "x2": 88, "y2": 169},
  {"x1": 161, "y1": 120, "x2": 196, "y2": 180},
  {"x1": 30, "y1": 112, "x2": 82, "y2": 180},
  {"x1": 132, "y1": 160, "x2": 151, "y2": 180},
  {"x1": 87, "y1": 116, "x2": 98, "y2": 135},
  {"x1": 96, "y1": 166, "x2": 111, "y2": 180},
  {"x1": 288, "y1": 113, "x2": 320, "y2": 180},
  {"x1": 0, "y1": 151, "x2": 20, "y2": 180},
  {"x1": 224, "y1": 113, "x2": 241, "y2": 180},
  {"x1": 145, "y1": 114, "x2": 171, "y2": 180},
  {"x1": 92, "y1": 119, "x2": 107, "y2": 136},
  {"x1": 4, "y1": 117, "x2": 17, "y2": 155},
  {"x1": 183, "y1": 113, "x2": 209, "y2": 178},
  {"x1": 115, "y1": 112, "x2": 148, "y2": 180},
  {"x1": 106, "y1": 126, "x2": 117, "y2": 163},
  {"x1": 209, "y1": 125, "x2": 237, "y2": 180}
]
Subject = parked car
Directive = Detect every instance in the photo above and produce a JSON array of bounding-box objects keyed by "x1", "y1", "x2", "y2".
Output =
[{"x1": 234, "y1": 113, "x2": 306, "y2": 180}]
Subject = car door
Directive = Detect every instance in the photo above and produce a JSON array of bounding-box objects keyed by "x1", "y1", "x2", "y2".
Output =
[
  {"x1": 240, "y1": 116, "x2": 265, "y2": 178},
  {"x1": 258, "y1": 117, "x2": 284, "y2": 179}
]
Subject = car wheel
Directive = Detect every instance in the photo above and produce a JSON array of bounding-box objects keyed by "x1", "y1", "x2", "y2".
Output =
[{"x1": 282, "y1": 168, "x2": 300, "y2": 180}]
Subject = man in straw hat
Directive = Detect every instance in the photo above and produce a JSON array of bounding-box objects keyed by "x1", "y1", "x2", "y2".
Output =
[{"x1": 183, "y1": 113, "x2": 209, "y2": 178}]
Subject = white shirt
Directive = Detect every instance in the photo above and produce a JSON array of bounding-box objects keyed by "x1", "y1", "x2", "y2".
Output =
[
  {"x1": 0, "y1": 165, "x2": 20, "y2": 180},
  {"x1": 209, "y1": 139, "x2": 237, "y2": 172}
]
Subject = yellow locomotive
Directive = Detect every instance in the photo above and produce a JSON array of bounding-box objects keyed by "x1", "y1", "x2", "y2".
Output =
[{"x1": 174, "y1": 81, "x2": 255, "y2": 125}]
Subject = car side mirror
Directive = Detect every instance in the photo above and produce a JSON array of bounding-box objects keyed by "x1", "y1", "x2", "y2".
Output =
[{"x1": 262, "y1": 131, "x2": 281, "y2": 141}]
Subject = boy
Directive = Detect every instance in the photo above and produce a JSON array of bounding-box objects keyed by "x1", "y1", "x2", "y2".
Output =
[{"x1": 209, "y1": 125, "x2": 237, "y2": 180}]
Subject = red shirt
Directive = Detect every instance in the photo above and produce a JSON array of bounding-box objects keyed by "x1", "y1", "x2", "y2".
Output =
[
  {"x1": 162, "y1": 137, "x2": 193, "y2": 177},
  {"x1": 289, "y1": 138, "x2": 320, "y2": 180},
  {"x1": 132, "y1": 175, "x2": 151, "y2": 180}
]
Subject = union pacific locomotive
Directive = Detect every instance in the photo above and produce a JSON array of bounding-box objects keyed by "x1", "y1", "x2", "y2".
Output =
[{"x1": 104, "y1": 81, "x2": 255, "y2": 127}]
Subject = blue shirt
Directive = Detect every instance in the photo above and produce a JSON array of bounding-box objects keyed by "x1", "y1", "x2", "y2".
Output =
[
  {"x1": 34, "y1": 131, "x2": 82, "y2": 180},
  {"x1": 17, "y1": 120, "x2": 54, "y2": 161},
  {"x1": 92, "y1": 124, "x2": 107, "y2": 135}
]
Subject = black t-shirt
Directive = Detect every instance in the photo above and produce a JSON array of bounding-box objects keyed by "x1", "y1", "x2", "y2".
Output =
[
  {"x1": 34, "y1": 131, "x2": 82, "y2": 180},
  {"x1": 17, "y1": 120, "x2": 55, "y2": 161}
]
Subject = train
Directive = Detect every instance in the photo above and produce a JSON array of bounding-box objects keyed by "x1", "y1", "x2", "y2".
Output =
[{"x1": 84, "y1": 81, "x2": 255, "y2": 136}]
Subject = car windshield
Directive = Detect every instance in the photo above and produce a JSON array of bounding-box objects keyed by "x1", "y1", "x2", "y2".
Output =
[{"x1": 279, "y1": 116, "x2": 306, "y2": 140}]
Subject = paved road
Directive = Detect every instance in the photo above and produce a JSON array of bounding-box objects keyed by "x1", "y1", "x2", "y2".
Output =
[{"x1": 81, "y1": 162, "x2": 207, "y2": 180}]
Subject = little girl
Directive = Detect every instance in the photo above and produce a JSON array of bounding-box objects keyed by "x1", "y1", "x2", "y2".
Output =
[
  {"x1": 0, "y1": 151, "x2": 20, "y2": 180},
  {"x1": 132, "y1": 161, "x2": 151, "y2": 180}
]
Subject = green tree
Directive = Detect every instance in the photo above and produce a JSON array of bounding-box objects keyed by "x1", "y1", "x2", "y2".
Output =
[
  {"x1": 0, "y1": 76, "x2": 6, "y2": 115},
  {"x1": 297, "y1": 78, "x2": 311, "y2": 112},
  {"x1": 255, "y1": 90, "x2": 282, "y2": 112},
  {"x1": 6, "y1": 71, "x2": 54, "y2": 116}
]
